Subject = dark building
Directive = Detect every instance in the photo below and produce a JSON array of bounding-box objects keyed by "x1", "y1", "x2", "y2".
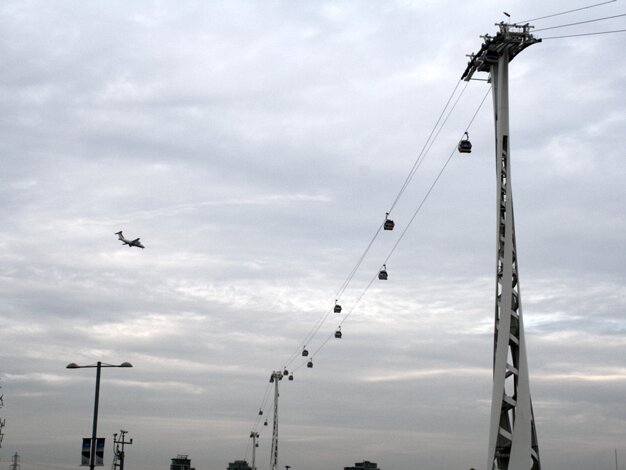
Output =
[
  {"x1": 344, "y1": 461, "x2": 379, "y2": 470},
  {"x1": 226, "y1": 461, "x2": 252, "y2": 470},
  {"x1": 171, "y1": 455, "x2": 194, "y2": 470}
]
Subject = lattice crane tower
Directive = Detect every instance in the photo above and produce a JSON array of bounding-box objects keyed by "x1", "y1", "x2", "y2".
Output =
[
  {"x1": 462, "y1": 22, "x2": 541, "y2": 470},
  {"x1": 269, "y1": 371, "x2": 283, "y2": 470}
]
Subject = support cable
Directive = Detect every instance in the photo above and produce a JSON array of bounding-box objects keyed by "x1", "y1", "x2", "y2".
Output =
[
  {"x1": 252, "y1": 381, "x2": 273, "y2": 431},
  {"x1": 312, "y1": 270, "x2": 379, "y2": 358},
  {"x1": 388, "y1": 80, "x2": 464, "y2": 214},
  {"x1": 520, "y1": 0, "x2": 617, "y2": 23},
  {"x1": 541, "y1": 28, "x2": 626, "y2": 38},
  {"x1": 337, "y1": 86, "x2": 492, "y2": 331},
  {"x1": 282, "y1": 226, "x2": 382, "y2": 369},
  {"x1": 533, "y1": 13, "x2": 626, "y2": 32},
  {"x1": 290, "y1": 85, "x2": 492, "y2": 373},
  {"x1": 281, "y1": 78, "x2": 468, "y2": 370},
  {"x1": 244, "y1": 380, "x2": 274, "y2": 461},
  {"x1": 380, "y1": 87, "x2": 491, "y2": 269},
  {"x1": 245, "y1": 75, "x2": 487, "y2": 449}
]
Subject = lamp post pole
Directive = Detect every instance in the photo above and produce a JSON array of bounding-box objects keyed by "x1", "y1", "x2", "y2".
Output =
[
  {"x1": 90, "y1": 362, "x2": 102, "y2": 470},
  {"x1": 67, "y1": 361, "x2": 132, "y2": 470}
]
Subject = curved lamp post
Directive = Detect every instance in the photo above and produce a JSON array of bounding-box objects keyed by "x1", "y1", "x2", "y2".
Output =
[{"x1": 66, "y1": 362, "x2": 132, "y2": 470}]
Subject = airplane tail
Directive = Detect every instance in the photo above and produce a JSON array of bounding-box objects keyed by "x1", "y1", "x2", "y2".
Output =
[{"x1": 115, "y1": 231, "x2": 123, "y2": 239}]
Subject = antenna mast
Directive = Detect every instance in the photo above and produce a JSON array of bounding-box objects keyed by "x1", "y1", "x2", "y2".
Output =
[{"x1": 463, "y1": 21, "x2": 541, "y2": 470}]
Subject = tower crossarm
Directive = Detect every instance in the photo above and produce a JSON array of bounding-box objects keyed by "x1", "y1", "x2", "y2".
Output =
[{"x1": 461, "y1": 23, "x2": 541, "y2": 81}]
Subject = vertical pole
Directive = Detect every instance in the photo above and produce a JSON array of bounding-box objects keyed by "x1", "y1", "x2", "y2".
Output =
[
  {"x1": 91, "y1": 362, "x2": 102, "y2": 470},
  {"x1": 616, "y1": 449, "x2": 619, "y2": 470},
  {"x1": 119, "y1": 436, "x2": 125, "y2": 470},
  {"x1": 250, "y1": 432, "x2": 258, "y2": 470},
  {"x1": 270, "y1": 372, "x2": 280, "y2": 470}
]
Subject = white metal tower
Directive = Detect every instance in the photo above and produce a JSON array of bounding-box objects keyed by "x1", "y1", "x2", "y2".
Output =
[
  {"x1": 269, "y1": 371, "x2": 283, "y2": 470},
  {"x1": 249, "y1": 432, "x2": 259, "y2": 470},
  {"x1": 0, "y1": 383, "x2": 5, "y2": 448},
  {"x1": 462, "y1": 22, "x2": 541, "y2": 470}
]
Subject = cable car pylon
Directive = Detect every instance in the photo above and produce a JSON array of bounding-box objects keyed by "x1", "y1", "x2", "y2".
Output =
[
  {"x1": 462, "y1": 21, "x2": 541, "y2": 470},
  {"x1": 269, "y1": 371, "x2": 283, "y2": 470},
  {"x1": 249, "y1": 431, "x2": 259, "y2": 470}
]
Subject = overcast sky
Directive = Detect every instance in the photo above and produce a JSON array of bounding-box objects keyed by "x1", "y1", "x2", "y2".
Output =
[{"x1": 1, "y1": 1, "x2": 625, "y2": 470}]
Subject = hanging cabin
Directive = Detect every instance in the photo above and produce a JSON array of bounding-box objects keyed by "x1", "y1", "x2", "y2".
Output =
[
  {"x1": 458, "y1": 132, "x2": 472, "y2": 154},
  {"x1": 384, "y1": 212, "x2": 395, "y2": 231},
  {"x1": 378, "y1": 264, "x2": 388, "y2": 280}
]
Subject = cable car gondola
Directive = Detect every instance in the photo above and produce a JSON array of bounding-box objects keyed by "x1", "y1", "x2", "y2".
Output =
[
  {"x1": 258, "y1": 409, "x2": 263, "y2": 416},
  {"x1": 264, "y1": 419, "x2": 268, "y2": 426},
  {"x1": 302, "y1": 347, "x2": 309, "y2": 357},
  {"x1": 384, "y1": 212, "x2": 395, "y2": 231},
  {"x1": 283, "y1": 368, "x2": 289, "y2": 376},
  {"x1": 334, "y1": 300, "x2": 342, "y2": 313},
  {"x1": 458, "y1": 132, "x2": 472, "y2": 154},
  {"x1": 378, "y1": 264, "x2": 388, "y2": 280},
  {"x1": 288, "y1": 373, "x2": 294, "y2": 381},
  {"x1": 335, "y1": 327, "x2": 342, "y2": 339},
  {"x1": 307, "y1": 359, "x2": 313, "y2": 368}
]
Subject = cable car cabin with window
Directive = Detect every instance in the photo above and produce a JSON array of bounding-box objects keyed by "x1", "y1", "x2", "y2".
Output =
[
  {"x1": 384, "y1": 212, "x2": 395, "y2": 231},
  {"x1": 334, "y1": 302, "x2": 342, "y2": 313},
  {"x1": 458, "y1": 132, "x2": 472, "y2": 154},
  {"x1": 302, "y1": 347, "x2": 309, "y2": 357},
  {"x1": 378, "y1": 265, "x2": 388, "y2": 280},
  {"x1": 335, "y1": 327, "x2": 342, "y2": 339},
  {"x1": 307, "y1": 359, "x2": 313, "y2": 368}
]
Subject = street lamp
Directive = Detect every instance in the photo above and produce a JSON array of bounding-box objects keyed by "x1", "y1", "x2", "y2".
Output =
[{"x1": 66, "y1": 362, "x2": 133, "y2": 470}]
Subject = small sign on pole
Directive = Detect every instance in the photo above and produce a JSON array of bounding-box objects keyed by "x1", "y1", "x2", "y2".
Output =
[
  {"x1": 81, "y1": 438, "x2": 105, "y2": 466},
  {"x1": 81, "y1": 439, "x2": 90, "y2": 466},
  {"x1": 95, "y1": 438, "x2": 105, "y2": 466}
]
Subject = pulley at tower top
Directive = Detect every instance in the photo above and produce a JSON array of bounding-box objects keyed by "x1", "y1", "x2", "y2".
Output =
[{"x1": 461, "y1": 22, "x2": 541, "y2": 82}]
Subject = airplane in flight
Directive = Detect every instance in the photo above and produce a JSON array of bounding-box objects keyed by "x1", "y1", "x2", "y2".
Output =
[{"x1": 115, "y1": 231, "x2": 145, "y2": 249}]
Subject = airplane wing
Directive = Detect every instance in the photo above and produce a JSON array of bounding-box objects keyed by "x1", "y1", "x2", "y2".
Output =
[{"x1": 132, "y1": 238, "x2": 141, "y2": 243}]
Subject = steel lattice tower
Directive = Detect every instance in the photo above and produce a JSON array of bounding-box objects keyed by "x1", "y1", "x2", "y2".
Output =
[{"x1": 462, "y1": 22, "x2": 541, "y2": 470}]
